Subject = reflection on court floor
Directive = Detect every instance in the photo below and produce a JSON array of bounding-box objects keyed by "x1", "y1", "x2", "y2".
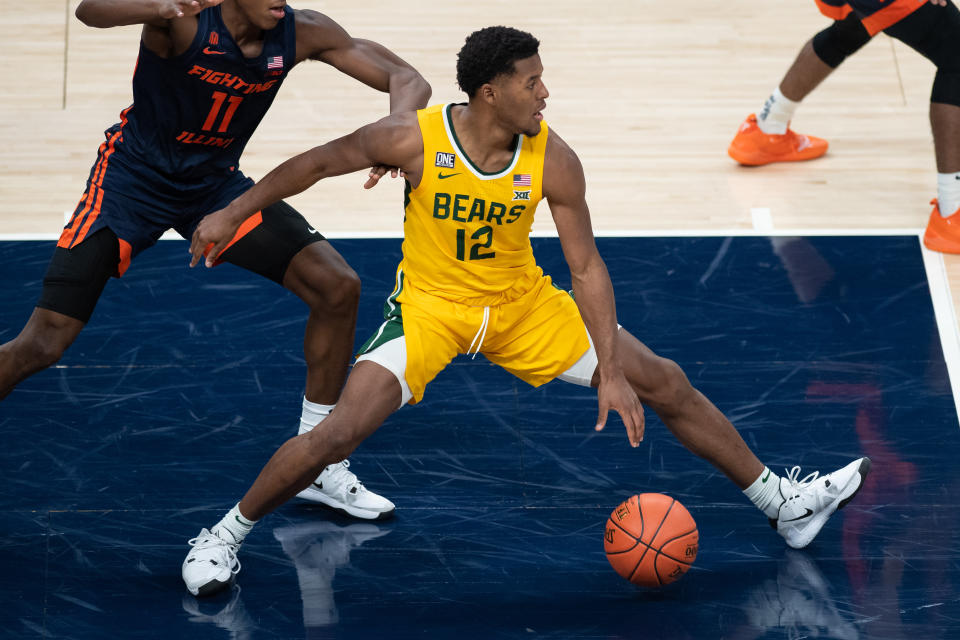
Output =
[{"x1": 1, "y1": 236, "x2": 957, "y2": 639}]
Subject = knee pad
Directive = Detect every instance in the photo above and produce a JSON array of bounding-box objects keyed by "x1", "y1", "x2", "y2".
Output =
[
  {"x1": 812, "y1": 15, "x2": 872, "y2": 68},
  {"x1": 36, "y1": 227, "x2": 119, "y2": 323},
  {"x1": 932, "y1": 71, "x2": 960, "y2": 108},
  {"x1": 901, "y1": 5, "x2": 960, "y2": 107}
]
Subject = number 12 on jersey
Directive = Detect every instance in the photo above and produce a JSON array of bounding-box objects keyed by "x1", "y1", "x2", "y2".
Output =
[{"x1": 456, "y1": 225, "x2": 496, "y2": 261}]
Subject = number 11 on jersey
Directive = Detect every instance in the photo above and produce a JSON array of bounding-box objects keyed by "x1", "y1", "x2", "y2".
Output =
[{"x1": 202, "y1": 91, "x2": 243, "y2": 133}]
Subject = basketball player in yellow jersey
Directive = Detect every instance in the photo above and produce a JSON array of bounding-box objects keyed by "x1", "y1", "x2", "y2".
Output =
[{"x1": 181, "y1": 26, "x2": 872, "y2": 596}]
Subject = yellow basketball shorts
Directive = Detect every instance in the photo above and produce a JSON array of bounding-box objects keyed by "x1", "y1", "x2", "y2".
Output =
[{"x1": 357, "y1": 267, "x2": 592, "y2": 404}]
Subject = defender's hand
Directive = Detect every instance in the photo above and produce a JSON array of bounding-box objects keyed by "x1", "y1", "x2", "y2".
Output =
[
  {"x1": 159, "y1": 0, "x2": 224, "y2": 20},
  {"x1": 189, "y1": 209, "x2": 240, "y2": 268},
  {"x1": 364, "y1": 165, "x2": 403, "y2": 190}
]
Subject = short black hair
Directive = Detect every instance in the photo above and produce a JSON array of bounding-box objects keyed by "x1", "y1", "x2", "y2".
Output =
[{"x1": 456, "y1": 26, "x2": 540, "y2": 98}]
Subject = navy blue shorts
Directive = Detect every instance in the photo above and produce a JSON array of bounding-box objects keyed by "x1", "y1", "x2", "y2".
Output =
[
  {"x1": 41, "y1": 140, "x2": 324, "y2": 321},
  {"x1": 58, "y1": 137, "x2": 298, "y2": 274}
]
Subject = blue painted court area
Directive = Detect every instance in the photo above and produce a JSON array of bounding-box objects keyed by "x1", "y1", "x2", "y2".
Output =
[{"x1": 1, "y1": 235, "x2": 958, "y2": 639}]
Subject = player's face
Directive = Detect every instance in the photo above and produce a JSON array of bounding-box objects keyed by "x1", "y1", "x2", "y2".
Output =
[
  {"x1": 495, "y1": 54, "x2": 549, "y2": 138},
  {"x1": 236, "y1": 0, "x2": 287, "y2": 30}
]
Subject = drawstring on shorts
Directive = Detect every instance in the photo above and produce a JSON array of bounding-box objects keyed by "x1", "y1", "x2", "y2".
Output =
[{"x1": 466, "y1": 306, "x2": 490, "y2": 359}]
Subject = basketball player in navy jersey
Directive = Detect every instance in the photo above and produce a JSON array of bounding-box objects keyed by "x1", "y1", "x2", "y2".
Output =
[{"x1": 0, "y1": 0, "x2": 431, "y2": 520}]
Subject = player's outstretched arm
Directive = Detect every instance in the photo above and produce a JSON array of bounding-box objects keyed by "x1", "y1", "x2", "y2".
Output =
[
  {"x1": 544, "y1": 131, "x2": 645, "y2": 447},
  {"x1": 295, "y1": 12, "x2": 431, "y2": 114},
  {"x1": 75, "y1": 0, "x2": 223, "y2": 28},
  {"x1": 189, "y1": 112, "x2": 423, "y2": 267},
  {"x1": 294, "y1": 11, "x2": 431, "y2": 188}
]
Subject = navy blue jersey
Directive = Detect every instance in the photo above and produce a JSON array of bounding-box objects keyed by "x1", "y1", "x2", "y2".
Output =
[{"x1": 110, "y1": 5, "x2": 296, "y2": 180}]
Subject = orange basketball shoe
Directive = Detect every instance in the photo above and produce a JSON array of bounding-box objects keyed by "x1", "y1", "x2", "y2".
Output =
[
  {"x1": 728, "y1": 114, "x2": 828, "y2": 166},
  {"x1": 923, "y1": 199, "x2": 960, "y2": 253}
]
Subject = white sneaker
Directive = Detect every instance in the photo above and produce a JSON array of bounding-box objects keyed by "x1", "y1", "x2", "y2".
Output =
[
  {"x1": 182, "y1": 528, "x2": 241, "y2": 597},
  {"x1": 296, "y1": 459, "x2": 396, "y2": 521},
  {"x1": 772, "y1": 457, "x2": 871, "y2": 549}
]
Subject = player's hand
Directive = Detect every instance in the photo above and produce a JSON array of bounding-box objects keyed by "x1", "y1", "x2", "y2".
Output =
[
  {"x1": 189, "y1": 209, "x2": 240, "y2": 268},
  {"x1": 364, "y1": 165, "x2": 404, "y2": 189},
  {"x1": 159, "y1": 0, "x2": 225, "y2": 20},
  {"x1": 594, "y1": 375, "x2": 645, "y2": 447},
  {"x1": 930, "y1": 0, "x2": 948, "y2": 6}
]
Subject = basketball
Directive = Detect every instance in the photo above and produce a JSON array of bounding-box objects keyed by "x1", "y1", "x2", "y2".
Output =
[{"x1": 604, "y1": 493, "x2": 698, "y2": 587}]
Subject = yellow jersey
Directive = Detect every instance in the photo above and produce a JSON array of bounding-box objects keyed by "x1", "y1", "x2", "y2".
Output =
[{"x1": 400, "y1": 103, "x2": 548, "y2": 306}]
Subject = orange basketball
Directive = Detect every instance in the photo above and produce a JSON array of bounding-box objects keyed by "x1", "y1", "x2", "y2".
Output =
[{"x1": 604, "y1": 493, "x2": 698, "y2": 587}]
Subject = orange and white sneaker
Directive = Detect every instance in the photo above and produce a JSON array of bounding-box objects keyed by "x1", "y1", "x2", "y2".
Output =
[
  {"x1": 728, "y1": 114, "x2": 828, "y2": 166},
  {"x1": 923, "y1": 199, "x2": 960, "y2": 254}
]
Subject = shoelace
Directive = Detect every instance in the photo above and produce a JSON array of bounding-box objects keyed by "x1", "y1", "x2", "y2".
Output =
[
  {"x1": 188, "y1": 530, "x2": 241, "y2": 575},
  {"x1": 783, "y1": 465, "x2": 819, "y2": 498},
  {"x1": 324, "y1": 460, "x2": 364, "y2": 493}
]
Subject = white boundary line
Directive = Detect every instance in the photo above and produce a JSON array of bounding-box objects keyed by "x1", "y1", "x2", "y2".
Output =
[
  {"x1": 4, "y1": 226, "x2": 956, "y2": 423},
  {"x1": 0, "y1": 228, "x2": 924, "y2": 241},
  {"x1": 750, "y1": 207, "x2": 774, "y2": 233},
  {"x1": 920, "y1": 241, "x2": 960, "y2": 426}
]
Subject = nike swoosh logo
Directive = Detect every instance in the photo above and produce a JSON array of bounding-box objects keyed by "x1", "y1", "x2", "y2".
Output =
[
  {"x1": 761, "y1": 470, "x2": 771, "y2": 483},
  {"x1": 307, "y1": 227, "x2": 319, "y2": 234},
  {"x1": 203, "y1": 47, "x2": 226, "y2": 55},
  {"x1": 438, "y1": 172, "x2": 461, "y2": 179},
  {"x1": 781, "y1": 508, "x2": 814, "y2": 523}
]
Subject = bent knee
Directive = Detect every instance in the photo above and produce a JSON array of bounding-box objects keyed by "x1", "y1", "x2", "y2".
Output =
[
  {"x1": 637, "y1": 356, "x2": 694, "y2": 410},
  {"x1": 290, "y1": 255, "x2": 361, "y2": 313},
  {"x1": 304, "y1": 422, "x2": 362, "y2": 463},
  {"x1": 12, "y1": 333, "x2": 68, "y2": 370},
  {"x1": 325, "y1": 267, "x2": 361, "y2": 312},
  {"x1": 9, "y1": 311, "x2": 82, "y2": 371}
]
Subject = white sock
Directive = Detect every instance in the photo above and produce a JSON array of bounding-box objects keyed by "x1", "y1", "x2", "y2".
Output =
[
  {"x1": 937, "y1": 172, "x2": 960, "y2": 217},
  {"x1": 299, "y1": 397, "x2": 335, "y2": 435},
  {"x1": 211, "y1": 503, "x2": 258, "y2": 546},
  {"x1": 743, "y1": 466, "x2": 784, "y2": 519},
  {"x1": 757, "y1": 87, "x2": 799, "y2": 135}
]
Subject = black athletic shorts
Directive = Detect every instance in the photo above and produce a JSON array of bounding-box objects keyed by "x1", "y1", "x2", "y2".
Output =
[{"x1": 884, "y1": 1, "x2": 960, "y2": 107}]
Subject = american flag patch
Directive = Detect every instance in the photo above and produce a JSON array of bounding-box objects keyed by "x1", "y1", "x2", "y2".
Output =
[
  {"x1": 267, "y1": 56, "x2": 284, "y2": 70},
  {"x1": 513, "y1": 174, "x2": 531, "y2": 187}
]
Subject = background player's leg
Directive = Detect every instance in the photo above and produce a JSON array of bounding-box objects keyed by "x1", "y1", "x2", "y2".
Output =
[
  {"x1": 931, "y1": 103, "x2": 960, "y2": 175},
  {"x1": 728, "y1": 16, "x2": 869, "y2": 165},
  {"x1": 777, "y1": 38, "x2": 835, "y2": 102},
  {"x1": 883, "y1": 1, "x2": 960, "y2": 246}
]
